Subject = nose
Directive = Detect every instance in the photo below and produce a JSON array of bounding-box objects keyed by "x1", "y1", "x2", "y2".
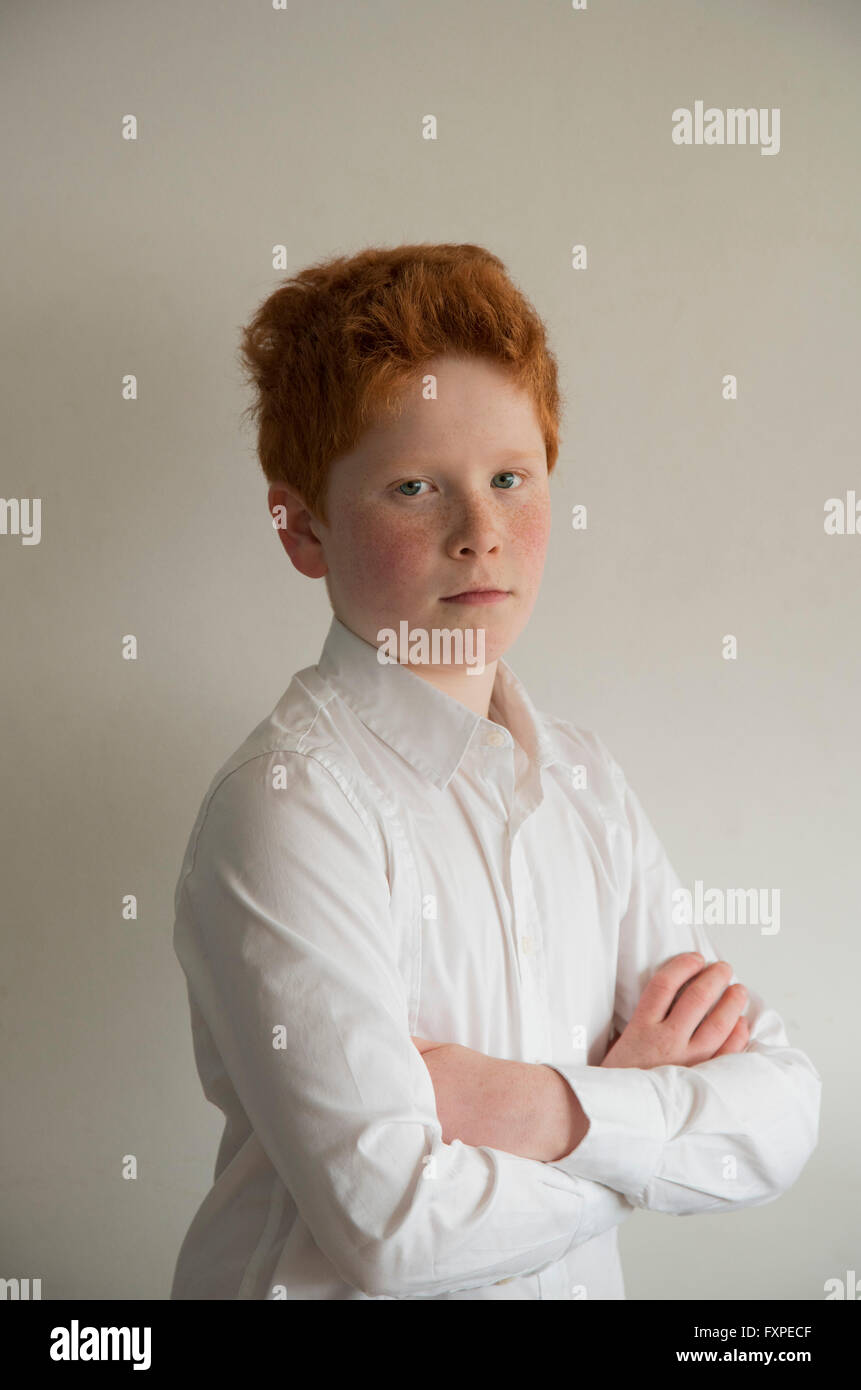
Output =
[{"x1": 445, "y1": 493, "x2": 503, "y2": 558}]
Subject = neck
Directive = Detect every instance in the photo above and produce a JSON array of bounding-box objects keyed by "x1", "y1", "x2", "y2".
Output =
[{"x1": 403, "y1": 659, "x2": 499, "y2": 720}]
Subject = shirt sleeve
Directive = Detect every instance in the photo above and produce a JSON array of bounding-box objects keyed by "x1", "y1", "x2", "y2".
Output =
[
  {"x1": 174, "y1": 749, "x2": 633, "y2": 1300},
  {"x1": 543, "y1": 736, "x2": 822, "y2": 1213}
]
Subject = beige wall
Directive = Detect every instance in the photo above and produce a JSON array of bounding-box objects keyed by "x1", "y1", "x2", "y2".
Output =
[{"x1": 1, "y1": 0, "x2": 858, "y2": 1300}]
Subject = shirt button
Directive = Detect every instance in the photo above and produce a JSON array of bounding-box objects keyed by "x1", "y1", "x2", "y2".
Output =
[
  {"x1": 484, "y1": 730, "x2": 506, "y2": 747},
  {"x1": 520, "y1": 935, "x2": 535, "y2": 955}
]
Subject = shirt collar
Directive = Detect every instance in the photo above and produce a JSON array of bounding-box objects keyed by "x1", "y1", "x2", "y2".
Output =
[{"x1": 315, "y1": 614, "x2": 561, "y2": 791}]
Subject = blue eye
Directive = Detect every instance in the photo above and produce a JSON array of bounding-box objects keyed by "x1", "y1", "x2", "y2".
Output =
[{"x1": 394, "y1": 472, "x2": 523, "y2": 497}]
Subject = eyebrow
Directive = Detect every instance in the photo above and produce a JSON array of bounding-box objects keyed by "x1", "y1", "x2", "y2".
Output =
[{"x1": 381, "y1": 449, "x2": 545, "y2": 468}]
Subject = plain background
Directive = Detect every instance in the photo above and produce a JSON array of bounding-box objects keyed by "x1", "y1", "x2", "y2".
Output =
[{"x1": 1, "y1": 0, "x2": 858, "y2": 1301}]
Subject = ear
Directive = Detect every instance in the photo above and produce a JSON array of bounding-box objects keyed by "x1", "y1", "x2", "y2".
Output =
[{"x1": 268, "y1": 482, "x2": 329, "y2": 579}]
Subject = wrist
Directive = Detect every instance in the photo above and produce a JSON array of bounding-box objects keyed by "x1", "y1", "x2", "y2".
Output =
[{"x1": 534, "y1": 1064, "x2": 590, "y2": 1162}]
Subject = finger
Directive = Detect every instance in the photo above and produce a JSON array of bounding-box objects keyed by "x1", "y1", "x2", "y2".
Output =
[
  {"x1": 632, "y1": 952, "x2": 712, "y2": 1026},
  {"x1": 709, "y1": 1013, "x2": 750, "y2": 1058},
  {"x1": 687, "y1": 983, "x2": 748, "y2": 1057},
  {"x1": 411, "y1": 1035, "x2": 444, "y2": 1054},
  {"x1": 668, "y1": 961, "x2": 735, "y2": 1038}
]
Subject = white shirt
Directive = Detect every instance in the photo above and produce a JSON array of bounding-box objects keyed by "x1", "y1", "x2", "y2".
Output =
[{"x1": 170, "y1": 614, "x2": 821, "y2": 1300}]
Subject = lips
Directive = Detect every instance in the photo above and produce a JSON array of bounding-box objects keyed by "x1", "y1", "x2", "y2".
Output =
[
  {"x1": 441, "y1": 581, "x2": 507, "y2": 596},
  {"x1": 440, "y1": 588, "x2": 510, "y2": 601}
]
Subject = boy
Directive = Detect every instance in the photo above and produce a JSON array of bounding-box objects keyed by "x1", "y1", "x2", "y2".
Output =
[{"x1": 170, "y1": 243, "x2": 820, "y2": 1300}]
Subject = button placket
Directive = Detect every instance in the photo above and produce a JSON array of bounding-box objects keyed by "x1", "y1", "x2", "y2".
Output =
[
  {"x1": 480, "y1": 726, "x2": 516, "y2": 820},
  {"x1": 509, "y1": 828, "x2": 554, "y2": 1063}
]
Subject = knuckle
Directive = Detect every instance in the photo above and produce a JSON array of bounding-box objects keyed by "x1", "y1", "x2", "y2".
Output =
[{"x1": 685, "y1": 980, "x2": 713, "y2": 1007}]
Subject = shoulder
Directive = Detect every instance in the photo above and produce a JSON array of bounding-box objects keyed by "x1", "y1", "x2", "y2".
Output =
[
  {"x1": 539, "y1": 711, "x2": 629, "y2": 818},
  {"x1": 174, "y1": 671, "x2": 387, "y2": 896}
]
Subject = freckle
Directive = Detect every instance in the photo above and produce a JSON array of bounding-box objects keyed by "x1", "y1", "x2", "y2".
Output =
[{"x1": 507, "y1": 506, "x2": 550, "y2": 552}]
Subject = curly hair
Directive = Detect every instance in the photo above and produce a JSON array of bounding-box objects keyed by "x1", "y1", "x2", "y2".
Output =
[{"x1": 237, "y1": 242, "x2": 563, "y2": 527}]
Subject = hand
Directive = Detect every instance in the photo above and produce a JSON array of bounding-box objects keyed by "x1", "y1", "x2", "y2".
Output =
[{"x1": 601, "y1": 953, "x2": 749, "y2": 1070}]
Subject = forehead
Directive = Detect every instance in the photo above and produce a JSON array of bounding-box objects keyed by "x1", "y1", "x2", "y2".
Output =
[{"x1": 358, "y1": 354, "x2": 545, "y2": 466}]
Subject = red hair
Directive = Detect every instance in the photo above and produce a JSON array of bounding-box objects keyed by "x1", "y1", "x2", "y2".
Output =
[{"x1": 237, "y1": 242, "x2": 562, "y2": 526}]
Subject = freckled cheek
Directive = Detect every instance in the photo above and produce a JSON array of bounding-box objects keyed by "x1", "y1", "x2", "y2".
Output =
[
  {"x1": 339, "y1": 515, "x2": 433, "y2": 593},
  {"x1": 510, "y1": 504, "x2": 552, "y2": 571}
]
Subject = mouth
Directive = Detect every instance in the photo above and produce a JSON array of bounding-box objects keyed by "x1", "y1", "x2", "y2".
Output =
[{"x1": 440, "y1": 589, "x2": 511, "y2": 603}]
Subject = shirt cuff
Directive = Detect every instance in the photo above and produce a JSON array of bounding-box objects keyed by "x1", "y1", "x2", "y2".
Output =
[{"x1": 541, "y1": 1063, "x2": 667, "y2": 1202}]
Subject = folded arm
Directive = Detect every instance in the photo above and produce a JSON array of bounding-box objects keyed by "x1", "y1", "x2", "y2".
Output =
[
  {"x1": 545, "y1": 985, "x2": 821, "y2": 1213},
  {"x1": 411, "y1": 1035, "x2": 591, "y2": 1162},
  {"x1": 415, "y1": 741, "x2": 822, "y2": 1216},
  {"x1": 547, "y1": 740, "x2": 822, "y2": 1213},
  {"x1": 175, "y1": 751, "x2": 633, "y2": 1301}
]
